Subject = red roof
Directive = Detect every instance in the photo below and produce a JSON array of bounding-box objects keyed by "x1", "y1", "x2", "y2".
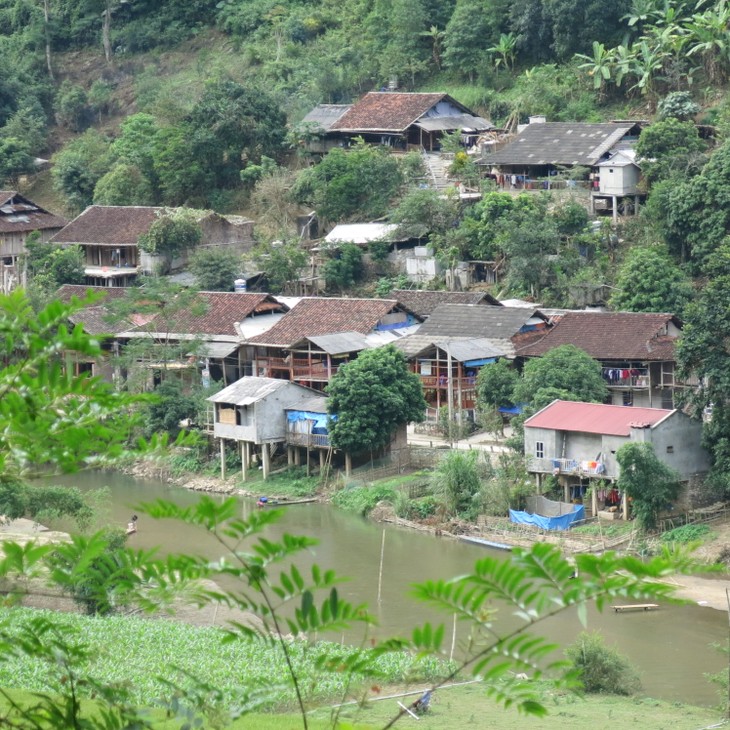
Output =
[
  {"x1": 330, "y1": 92, "x2": 448, "y2": 132},
  {"x1": 248, "y1": 297, "x2": 406, "y2": 347},
  {"x1": 55, "y1": 286, "x2": 286, "y2": 337},
  {"x1": 517, "y1": 311, "x2": 681, "y2": 361},
  {"x1": 524, "y1": 400, "x2": 674, "y2": 436}
]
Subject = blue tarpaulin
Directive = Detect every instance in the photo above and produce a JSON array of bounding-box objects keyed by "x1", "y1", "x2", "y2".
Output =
[
  {"x1": 509, "y1": 504, "x2": 585, "y2": 531},
  {"x1": 286, "y1": 410, "x2": 333, "y2": 434}
]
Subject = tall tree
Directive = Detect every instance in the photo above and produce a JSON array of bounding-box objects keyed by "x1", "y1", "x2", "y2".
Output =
[
  {"x1": 443, "y1": 0, "x2": 495, "y2": 77},
  {"x1": 326, "y1": 345, "x2": 426, "y2": 453},
  {"x1": 379, "y1": 0, "x2": 428, "y2": 87},
  {"x1": 610, "y1": 245, "x2": 693, "y2": 316},
  {"x1": 514, "y1": 345, "x2": 608, "y2": 406}
]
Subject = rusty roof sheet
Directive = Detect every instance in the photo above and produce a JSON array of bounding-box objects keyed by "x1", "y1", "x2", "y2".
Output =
[
  {"x1": 517, "y1": 311, "x2": 680, "y2": 361},
  {"x1": 524, "y1": 399, "x2": 674, "y2": 436}
]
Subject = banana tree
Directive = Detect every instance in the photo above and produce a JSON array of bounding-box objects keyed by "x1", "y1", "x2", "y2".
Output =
[
  {"x1": 575, "y1": 41, "x2": 615, "y2": 99},
  {"x1": 488, "y1": 32, "x2": 518, "y2": 71},
  {"x1": 686, "y1": 2, "x2": 730, "y2": 84}
]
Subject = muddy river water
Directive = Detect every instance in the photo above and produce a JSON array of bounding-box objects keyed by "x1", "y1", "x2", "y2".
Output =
[{"x1": 58, "y1": 470, "x2": 728, "y2": 707}]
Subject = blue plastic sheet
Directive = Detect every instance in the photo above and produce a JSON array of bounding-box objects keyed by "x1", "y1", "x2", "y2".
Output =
[
  {"x1": 509, "y1": 504, "x2": 585, "y2": 531},
  {"x1": 286, "y1": 410, "x2": 333, "y2": 432}
]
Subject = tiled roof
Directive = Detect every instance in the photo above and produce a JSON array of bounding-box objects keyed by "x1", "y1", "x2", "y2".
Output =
[
  {"x1": 55, "y1": 286, "x2": 287, "y2": 338},
  {"x1": 417, "y1": 304, "x2": 547, "y2": 340},
  {"x1": 392, "y1": 290, "x2": 501, "y2": 318},
  {"x1": 0, "y1": 191, "x2": 66, "y2": 234},
  {"x1": 248, "y1": 297, "x2": 407, "y2": 347},
  {"x1": 524, "y1": 400, "x2": 674, "y2": 436},
  {"x1": 483, "y1": 123, "x2": 634, "y2": 166},
  {"x1": 50, "y1": 206, "x2": 162, "y2": 245},
  {"x1": 330, "y1": 92, "x2": 449, "y2": 132},
  {"x1": 516, "y1": 311, "x2": 680, "y2": 361}
]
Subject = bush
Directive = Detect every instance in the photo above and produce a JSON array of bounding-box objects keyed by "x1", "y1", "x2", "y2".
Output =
[
  {"x1": 660, "y1": 523, "x2": 711, "y2": 544},
  {"x1": 332, "y1": 484, "x2": 396, "y2": 516},
  {"x1": 566, "y1": 631, "x2": 641, "y2": 695}
]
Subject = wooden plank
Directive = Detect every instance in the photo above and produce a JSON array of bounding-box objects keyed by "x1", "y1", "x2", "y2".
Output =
[{"x1": 611, "y1": 603, "x2": 659, "y2": 612}]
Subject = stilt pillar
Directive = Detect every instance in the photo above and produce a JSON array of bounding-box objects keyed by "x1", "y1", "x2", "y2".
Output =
[
  {"x1": 345, "y1": 452, "x2": 352, "y2": 478},
  {"x1": 219, "y1": 439, "x2": 226, "y2": 480},
  {"x1": 319, "y1": 450, "x2": 326, "y2": 471},
  {"x1": 288, "y1": 447, "x2": 294, "y2": 466},
  {"x1": 294, "y1": 448, "x2": 301, "y2": 466},
  {"x1": 591, "y1": 485, "x2": 598, "y2": 518},
  {"x1": 241, "y1": 441, "x2": 246, "y2": 482},
  {"x1": 612, "y1": 195, "x2": 618, "y2": 222},
  {"x1": 262, "y1": 444, "x2": 271, "y2": 480}
]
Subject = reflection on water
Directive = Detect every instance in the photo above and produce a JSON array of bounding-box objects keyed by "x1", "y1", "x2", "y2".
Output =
[{"x1": 49, "y1": 470, "x2": 727, "y2": 706}]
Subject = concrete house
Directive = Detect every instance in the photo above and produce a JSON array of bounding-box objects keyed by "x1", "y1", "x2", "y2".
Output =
[
  {"x1": 517, "y1": 311, "x2": 692, "y2": 409},
  {"x1": 593, "y1": 149, "x2": 644, "y2": 220},
  {"x1": 524, "y1": 399, "x2": 710, "y2": 516},
  {"x1": 50, "y1": 206, "x2": 255, "y2": 287},
  {"x1": 208, "y1": 377, "x2": 320, "y2": 479},
  {"x1": 313, "y1": 92, "x2": 493, "y2": 151},
  {"x1": 0, "y1": 191, "x2": 66, "y2": 293}
]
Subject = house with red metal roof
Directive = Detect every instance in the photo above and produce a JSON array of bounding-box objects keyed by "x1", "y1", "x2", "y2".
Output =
[
  {"x1": 0, "y1": 191, "x2": 66, "y2": 293},
  {"x1": 524, "y1": 399, "x2": 710, "y2": 517},
  {"x1": 516, "y1": 310, "x2": 693, "y2": 409},
  {"x1": 310, "y1": 92, "x2": 492, "y2": 151}
]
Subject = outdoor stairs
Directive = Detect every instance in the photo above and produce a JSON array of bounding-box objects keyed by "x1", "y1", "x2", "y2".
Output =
[{"x1": 422, "y1": 152, "x2": 454, "y2": 192}]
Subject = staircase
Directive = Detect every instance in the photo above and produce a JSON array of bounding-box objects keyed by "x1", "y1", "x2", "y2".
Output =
[{"x1": 422, "y1": 152, "x2": 454, "y2": 192}]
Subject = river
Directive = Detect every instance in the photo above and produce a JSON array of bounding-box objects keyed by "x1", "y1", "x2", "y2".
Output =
[{"x1": 52, "y1": 470, "x2": 727, "y2": 707}]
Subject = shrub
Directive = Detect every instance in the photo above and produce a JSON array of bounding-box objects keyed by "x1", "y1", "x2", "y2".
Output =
[
  {"x1": 660, "y1": 523, "x2": 711, "y2": 544},
  {"x1": 566, "y1": 631, "x2": 641, "y2": 695},
  {"x1": 332, "y1": 484, "x2": 396, "y2": 516}
]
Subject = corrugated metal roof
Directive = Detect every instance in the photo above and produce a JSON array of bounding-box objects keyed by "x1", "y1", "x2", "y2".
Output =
[
  {"x1": 325, "y1": 223, "x2": 402, "y2": 245},
  {"x1": 444, "y1": 338, "x2": 505, "y2": 362},
  {"x1": 300, "y1": 104, "x2": 351, "y2": 132},
  {"x1": 208, "y1": 377, "x2": 308, "y2": 405},
  {"x1": 524, "y1": 400, "x2": 674, "y2": 436},
  {"x1": 415, "y1": 114, "x2": 492, "y2": 132},
  {"x1": 305, "y1": 331, "x2": 369, "y2": 355},
  {"x1": 483, "y1": 123, "x2": 634, "y2": 167},
  {"x1": 199, "y1": 342, "x2": 239, "y2": 359},
  {"x1": 286, "y1": 395, "x2": 329, "y2": 414}
]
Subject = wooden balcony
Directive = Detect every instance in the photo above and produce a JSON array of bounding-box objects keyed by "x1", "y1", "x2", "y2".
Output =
[
  {"x1": 602, "y1": 367, "x2": 649, "y2": 388},
  {"x1": 419, "y1": 374, "x2": 477, "y2": 389},
  {"x1": 286, "y1": 431, "x2": 331, "y2": 448}
]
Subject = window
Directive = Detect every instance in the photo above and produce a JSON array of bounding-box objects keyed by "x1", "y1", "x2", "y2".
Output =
[
  {"x1": 666, "y1": 446, "x2": 674, "y2": 454},
  {"x1": 661, "y1": 390, "x2": 674, "y2": 410},
  {"x1": 622, "y1": 391, "x2": 633, "y2": 406},
  {"x1": 535, "y1": 441, "x2": 544, "y2": 459}
]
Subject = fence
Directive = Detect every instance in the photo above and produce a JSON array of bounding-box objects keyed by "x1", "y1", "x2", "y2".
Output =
[{"x1": 342, "y1": 446, "x2": 445, "y2": 485}]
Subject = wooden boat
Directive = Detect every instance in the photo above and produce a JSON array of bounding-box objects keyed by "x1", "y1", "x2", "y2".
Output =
[
  {"x1": 256, "y1": 497, "x2": 318, "y2": 508},
  {"x1": 459, "y1": 535, "x2": 513, "y2": 551}
]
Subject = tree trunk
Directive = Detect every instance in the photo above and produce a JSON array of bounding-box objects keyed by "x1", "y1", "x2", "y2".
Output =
[
  {"x1": 102, "y1": 0, "x2": 113, "y2": 63},
  {"x1": 43, "y1": 0, "x2": 53, "y2": 80}
]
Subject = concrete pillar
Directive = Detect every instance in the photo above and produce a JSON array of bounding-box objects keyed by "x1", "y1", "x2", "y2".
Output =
[
  {"x1": 262, "y1": 444, "x2": 271, "y2": 480},
  {"x1": 563, "y1": 482, "x2": 569, "y2": 504},
  {"x1": 219, "y1": 439, "x2": 226, "y2": 480},
  {"x1": 345, "y1": 452, "x2": 352, "y2": 478},
  {"x1": 294, "y1": 448, "x2": 301, "y2": 466},
  {"x1": 241, "y1": 441, "x2": 246, "y2": 482},
  {"x1": 622, "y1": 492, "x2": 629, "y2": 521},
  {"x1": 243, "y1": 441, "x2": 250, "y2": 482},
  {"x1": 591, "y1": 486, "x2": 598, "y2": 518},
  {"x1": 634, "y1": 195, "x2": 640, "y2": 215},
  {"x1": 612, "y1": 195, "x2": 618, "y2": 223},
  {"x1": 288, "y1": 447, "x2": 294, "y2": 466},
  {"x1": 319, "y1": 450, "x2": 326, "y2": 471}
]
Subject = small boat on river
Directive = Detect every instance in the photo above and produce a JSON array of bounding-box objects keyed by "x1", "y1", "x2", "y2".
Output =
[{"x1": 256, "y1": 497, "x2": 318, "y2": 508}]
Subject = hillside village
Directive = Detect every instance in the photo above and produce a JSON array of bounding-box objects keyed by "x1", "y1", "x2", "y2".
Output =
[
  {"x1": 3, "y1": 93, "x2": 719, "y2": 531},
  {"x1": 5, "y1": 0, "x2": 730, "y2": 726}
]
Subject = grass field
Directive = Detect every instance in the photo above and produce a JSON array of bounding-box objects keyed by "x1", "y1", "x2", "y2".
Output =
[{"x1": 323, "y1": 683, "x2": 721, "y2": 730}]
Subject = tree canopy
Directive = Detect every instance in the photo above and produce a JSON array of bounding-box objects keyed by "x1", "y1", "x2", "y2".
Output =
[
  {"x1": 326, "y1": 345, "x2": 426, "y2": 453},
  {"x1": 513, "y1": 345, "x2": 608, "y2": 406}
]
